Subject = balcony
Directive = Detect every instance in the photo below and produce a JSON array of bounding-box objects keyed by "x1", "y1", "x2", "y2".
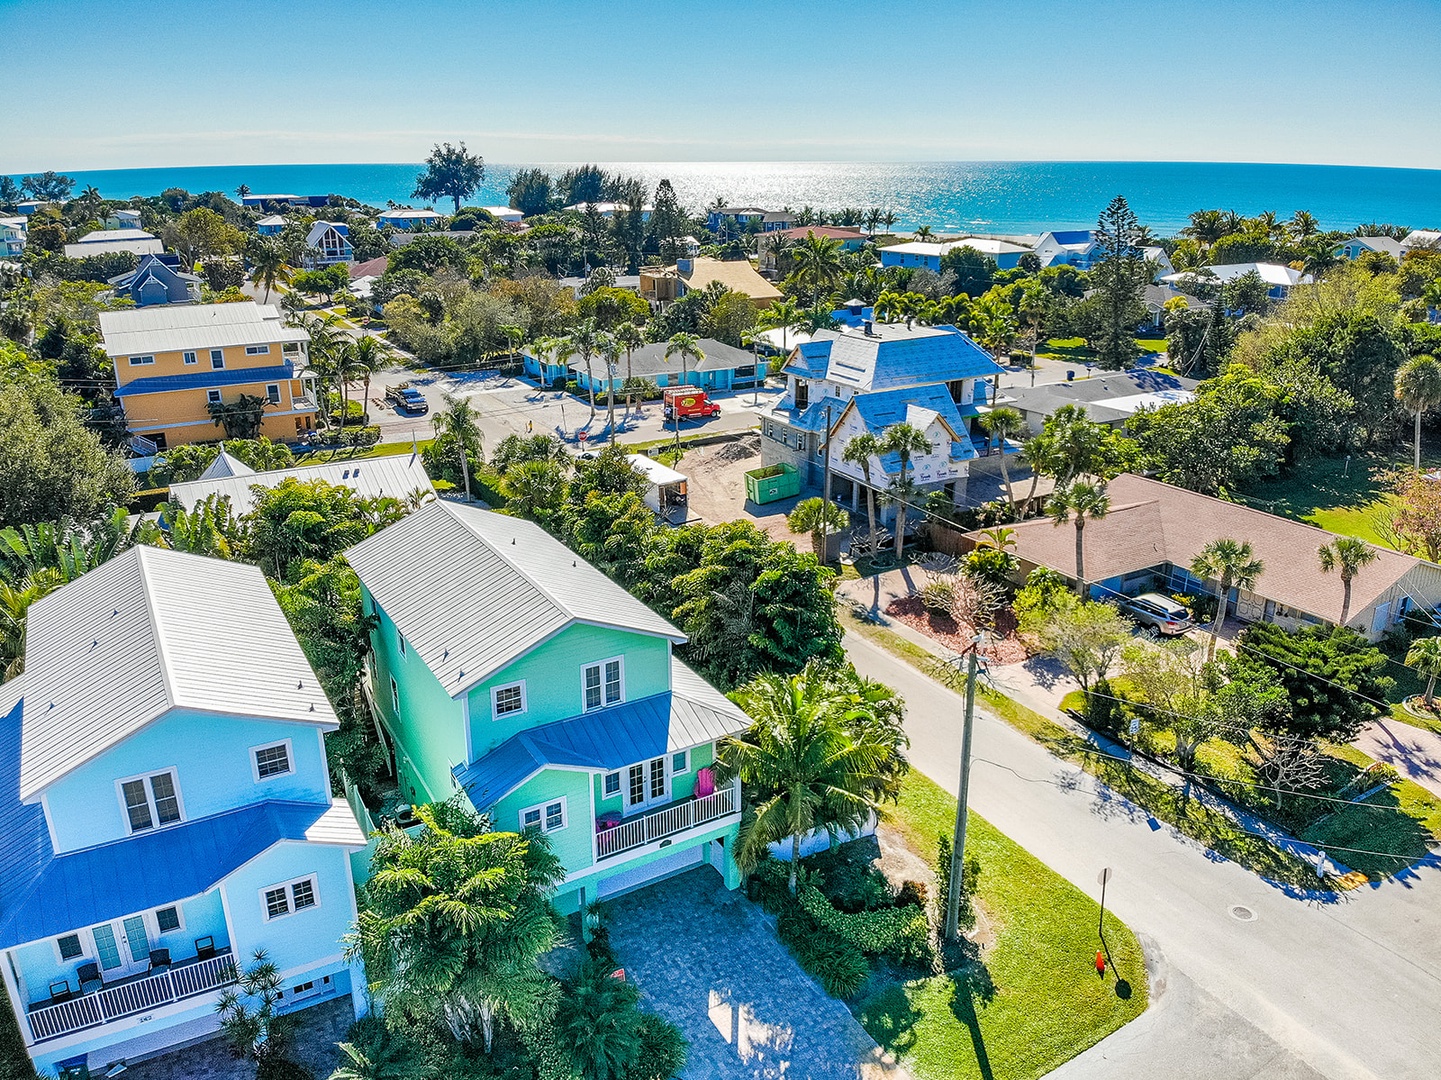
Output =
[
  {"x1": 596, "y1": 782, "x2": 739, "y2": 860},
  {"x1": 27, "y1": 949, "x2": 236, "y2": 1044}
]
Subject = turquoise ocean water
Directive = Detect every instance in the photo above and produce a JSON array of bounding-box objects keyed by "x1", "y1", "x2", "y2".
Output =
[{"x1": 43, "y1": 160, "x2": 1441, "y2": 235}]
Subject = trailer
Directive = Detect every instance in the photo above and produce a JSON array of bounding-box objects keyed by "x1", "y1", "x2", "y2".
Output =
[{"x1": 627, "y1": 454, "x2": 688, "y2": 524}]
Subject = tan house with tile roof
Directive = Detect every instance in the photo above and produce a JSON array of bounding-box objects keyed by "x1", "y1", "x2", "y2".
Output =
[
  {"x1": 976, "y1": 474, "x2": 1441, "y2": 640},
  {"x1": 640, "y1": 256, "x2": 782, "y2": 307}
]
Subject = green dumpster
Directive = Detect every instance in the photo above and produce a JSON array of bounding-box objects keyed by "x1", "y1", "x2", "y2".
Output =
[{"x1": 745, "y1": 463, "x2": 801, "y2": 505}]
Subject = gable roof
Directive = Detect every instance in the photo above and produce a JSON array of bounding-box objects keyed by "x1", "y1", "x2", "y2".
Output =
[
  {"x1": 171, "y1": 452, "x2": 434, "y2": 516},
  {"x1": 19, "y1": 547, "x2": 336, "y2": 800},
  {"x1": 106, "y1": 254, "x2": 201, "y2": 293},
  {"x1": 196, "y1": 448, "x2": 256, "y2": 480},
  {"x1": 821, "y1": 322, "x2": 1004, "y2": 392},
  {"x1": 580, "y1": 336, "x2": 753, "y2": 379},
  {"x1": 1336, "y1": 235, "x2": 1405, "y2": 257},
  {"x1": 772, "y1": 226, "x2": 866, "y2": 242},
  {"x1": 979, "y1": 473, "x2": 1428, "y2": 625},
  {"x1": 99, "y1": 301, "x2": 306, "y2": 357},
  {"x1": 345, "y1": 501, "x2": 684, "y2": 696},
  {"x1": 1162, "y1": 263, "x2": 1308, "y2": 289},
  {"x1": 256, "y1": 214, "x2": 286, "y2": 227},
  {"x1": 452, "y1": 657, "x2": 750, "y2": 810},
  {"x1": 349, "y1": 255, "x2": 388, "y2": 279},
  {"x1": 305, "y1": 221, "x2": 350, "y2": 246},
  {"x1": 1008, "y1": 369, "x2": 1199, "y2": 423},
  {"x1": 65, "y1": 234, "x2": 164, "y2": 258}
]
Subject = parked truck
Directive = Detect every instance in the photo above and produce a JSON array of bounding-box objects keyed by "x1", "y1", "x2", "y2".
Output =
[
  {"x1": 386, "y1": 383, "x2": 429, "y2": 414},
  {"x1": 663, "y1": 387, "x2": 720, "y2": 422}
]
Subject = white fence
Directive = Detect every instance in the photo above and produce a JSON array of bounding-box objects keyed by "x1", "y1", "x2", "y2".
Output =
[
  {"x1": 28, "y1": 952, "x2": 236, "y2": 1043},
  {"x1": 596, "y1": 783, "x2": 739, "y2": 859},
  {"x1": 766, "y1": 811, "x2": 878, "y2": 861}
]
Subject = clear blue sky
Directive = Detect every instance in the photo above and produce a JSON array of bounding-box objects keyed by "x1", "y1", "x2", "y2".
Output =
[{"x1": 4, "y1": 0, "x2": 1439, "y2": 171}]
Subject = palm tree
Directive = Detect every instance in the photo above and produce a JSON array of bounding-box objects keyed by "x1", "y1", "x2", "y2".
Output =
[
  {"x1": 597, "y1": 331, "x2": 621, "y2": 443},
  {"x1": 914, "y1": 225, "x2": 934, "y2": 241},
  {"x1": 882, "y1": 210, "x2": 897, "y2": 234},
  {"x1": 787, "y1": 497, "x2": 849, "y2": 562},
  {"x1": 664, "y1": 331, "x2": 704, "y2": 389},
  {"x1": 759, "y1": 297, "x2": 805, "y2": 354},
  {"x1": 349, "y1": 335, "x2": 390, "y2": 421},
  {"x1": 789, "y1": 234, "x2": 843, "y2": 305},
  {"x1": 865, "y1": 207, "x2": 883, "y2": 236},
  {"x1": 235, "y1": 183, "x2": 251, "y2": 201},
  {"x1": 841, "y1": 432, "x2": 883, "y2": 560},
  {"x1": 434, "y1": 392, "x2": 484, "y2": 502},
  {"x1": 1289, "y1": 210, "x2": 1320, "y2": 240},
  {"x1": 1046, "y1": 481, "x2": 1110, "y2": 598},
  {"x1": 297, "y1": 314, "x2": 347, "y2": 430},
  {"x1": 554, "y1": 318, "x2": 604, "y2": 425},
  {"x1": 881, "y1": 422, "x2": 933, "y2": 562},
  {"x1": 1318, "y1": 537, "x2": 1379, "y2": 628},
  {"x1": 1406, "y1": 636, "x2": 1441, "y2": 708},
  {"x1": 716, "y1": 667, "x2": 889, "y2": 893},
  {"x1": 1190, "y1": 538, "x2": 1264, "y2": 661},
  {"x1": 1394, "y1": 354, "x2": 1441, "y2": 471},
  {"x1": 978, "y1": 406, "x2": 1024, "y2": 508},
  {"x1": 613, "y1": 321, "x2": 643, "y2": 416},
  {"x1": 328, "y1": 1033, "x2": 409, "y2": 1080},
  {"x1": 250, "y1": 240, "x2": 291, "y2": 304},
  {"x1": 0, "y1": 570, "x2": 62, "y2": 679}
]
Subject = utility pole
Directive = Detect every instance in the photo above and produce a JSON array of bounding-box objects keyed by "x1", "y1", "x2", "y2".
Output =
[{"x1": 945, "y1": 636, "x2": 981, "y2": 942}]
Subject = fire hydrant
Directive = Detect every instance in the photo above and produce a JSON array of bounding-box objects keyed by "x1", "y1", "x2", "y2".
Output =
[{"x1": 1095, "y1": 951, "x2": 1106, "y2": 976}]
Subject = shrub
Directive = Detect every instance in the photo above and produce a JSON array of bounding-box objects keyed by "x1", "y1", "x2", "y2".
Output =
[
  {"x1": 630, "y1": 1013, "x2": 688, "y2": 1080},
  {"x1": 935, "y1": 833, "x2": 981, "y2": 936},
  {"x1": 559, "y1": 960, "x2": 643, "y2": 1080},
  {"x1": 256, "y1": 1059, "x2": 315, "y2": 1080},
  {"x1": 341, "y1": 424, "x2": 381, "y2": 448},
  {"x1": 797, "y1": 884, "x2": 929, "y2": 964},
  {"x1": 776, "y1": 903, "x2": 869, "y2": 999},
  {"x1": 920, "y1": 580, "x2": 955, "y2": 615},
  {"x1": 896, "y1": 880, "x2": 928, "y2": 909}
]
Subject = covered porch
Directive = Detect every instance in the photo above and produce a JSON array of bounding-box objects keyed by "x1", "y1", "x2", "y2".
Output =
[{"x1": 596, "y1": 778, "x2": 740, "y2": 860}]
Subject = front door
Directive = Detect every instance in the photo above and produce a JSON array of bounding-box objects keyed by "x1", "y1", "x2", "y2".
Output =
[
  {"x1": 91, "y1": 917, "x2": 151, "y2": 978},
  {"x1": 624, "y1": 757, "x2": 670, "y2": 815}
]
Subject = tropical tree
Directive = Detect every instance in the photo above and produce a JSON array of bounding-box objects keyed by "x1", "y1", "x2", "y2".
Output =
[
  {"x1": 1318, "y1": 537, "x2": 1379, "y2": 628},
  {"x1": 786, "y1": 497, "x2": 849, "y2": 562},
  {"x1": 1394, "y1": 353, "x2": 1441, "y2": 471},
  {"x1": 215, "y1": 950, "x2": 296, "y2": 1070},
  {"x1": 788, "y1": 234, "x2": 843, "y2": 305},
  {"x1": 758, "y1": 297, "x2": 805, "y2": 354},
  {"x1": 1018, "y1": 430, "x2": 1055, "y2": 514},
  {"x1": 411, "y1": 141, "x2": 485, "y2": 213},
  {"x1": 1191, "y1": 538, "x2": 1265, "y2": 661},
  {"x1": 663, "y1": 331, "x2": 704, "y2": 389},
  {"x1": 433, "y1": 392, "x2": 484, "y2": 502},
  {"x1": 596, "y1": 331, "x2": 623, "y2": 442},
  {"x1": 613, "y1": 321, "x2": 644, "y2": 415},
  {"x1": 348, "y1": 334, "x2": 391, "y2": 421},
  {"x1": 881, "y1": 422, "x2": 933, "y2": 561},
  {"x1": 717, "y1": 665, "x2": 889, "y2": 892},
  {"x1": 1405, "y1": 635, "x2": 1441, "y2": 707},
  {"x1": 978, "y1": 407, "x2": 1024, "y2": 508},
  {"x1": 1046, "y1": 481, "x2": 1110, "y2": 597},
  {"x1": 841, "y1": 432, "x2": 883, "y2": 559},
  {"x1": 235, "y1": 183, "x2": 251, "y2": 201},
  {"x1": 351, "y1": 801, "x2": 564, "y2": 1054},
  {"x1": 914, "y1": 225, "x2": 934, "y2": 241},
  {"x1": 555, "y1": 318, "x2": 604, "y2": 425},
  {"x1": 557, "y1": 961, "x2": 644, "y2": 1080},
  {"x1": 0, "y1": 570, "x2": 62, "y2": 680}
]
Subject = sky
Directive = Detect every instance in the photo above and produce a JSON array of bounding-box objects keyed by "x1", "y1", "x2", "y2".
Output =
[{"x1": 3, "y1": 0, "x2": 1440, "y2": 172}]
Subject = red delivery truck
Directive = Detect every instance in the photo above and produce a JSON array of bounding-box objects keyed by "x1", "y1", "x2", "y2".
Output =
[{"x1": 663, "y1": 388, "x2": 720, "y2": 421}]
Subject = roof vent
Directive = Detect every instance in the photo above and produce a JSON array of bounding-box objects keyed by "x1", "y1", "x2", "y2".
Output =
[
  {"x1": 297, "y1": 680, "x2": 304, "y2": 689},
  {"x1": 309, "y1": 703, "x2": 315, "y2": 712},
  {"x1": 864, "y1": 320, "x2": 873, "y2": 336}
]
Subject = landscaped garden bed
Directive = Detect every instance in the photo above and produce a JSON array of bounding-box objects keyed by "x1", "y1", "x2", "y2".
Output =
[{"x1": 884, "y1": 595, "x2": 1029, "y2": 664}]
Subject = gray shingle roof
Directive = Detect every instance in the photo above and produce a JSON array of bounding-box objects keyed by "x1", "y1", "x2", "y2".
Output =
[
  {"x1": 344, "y1": 501, "x2": 684, "y2": 697},
  {"x1": 171, "y1": 452, "x2": 433, "y2": 516},
  {"x1": 578, "y1": 336, "x2": 755, "y2": 379},
  {"x1": 19, "y1": 547, "x2": 336, "y2": 800}
]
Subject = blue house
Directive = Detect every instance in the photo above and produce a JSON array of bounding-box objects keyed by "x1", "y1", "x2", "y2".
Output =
[
  {"x1": 256, "y1": 215, "x2": 286, "y2": 237},
  {"x1": 878, "y1": 237, "x2": 1031, "y2": 273},
  {"x1": 303, "y1": 222, "x2": 353, "y2": 268},
  {"x1": 107, "y1": 255, "x2": 201, "y2": 307},
  {"x1": 376, "y1": 209, "x2": 444, "y2": 231},
  {"x1": 523, "y1": 347, "x2": 571, "y2": 387},
  {"x1": 0, "y1": 547, "x2": 367, "y2": 1078},
  {"x1": 568, "y1": 336, "x2": 762, "y2": 394}
]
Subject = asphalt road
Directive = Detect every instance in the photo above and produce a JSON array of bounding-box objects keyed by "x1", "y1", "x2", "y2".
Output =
[{"x1": 843, "y1": 631, "x2": 1441, "y2": 1080}]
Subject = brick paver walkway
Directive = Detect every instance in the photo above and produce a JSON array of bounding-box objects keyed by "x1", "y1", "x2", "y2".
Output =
[{"x1": 605, "y1": 867, "x2": 910, "y2": 1080}]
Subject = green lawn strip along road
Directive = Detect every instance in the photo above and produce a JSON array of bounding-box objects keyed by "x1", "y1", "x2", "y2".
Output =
[
  {"x1": 855, "y1": 772, "x2": 1147, "y2": 1080},
  {"x1": 844, "y1": 611, "x2": 1319, "y2": 888}
]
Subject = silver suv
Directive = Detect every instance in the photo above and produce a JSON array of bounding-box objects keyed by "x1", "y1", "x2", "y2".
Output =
[{"x1": 1123, "y1": 592, "x2": 1193, "y2": 636}]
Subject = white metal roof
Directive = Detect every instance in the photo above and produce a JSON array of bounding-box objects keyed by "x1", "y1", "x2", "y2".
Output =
[
  {"x1": 195, "y1": 449, "x2": 256, "y2": 481},
  {"x1": 65, "y1": 235, "x2": 163, "y2": 258},
  {"x1": 256, "y1": 215, "x2": 286, "y2": 226},
  {"x1": 626, "y1": 454, "x2": 686, "y2": 486},
  {"x1": 99, "y1": 301, "x2": 307, "y2": 357},
  {"x1": 482, "y1": 206, "x2": 524, "y2": 220},
  {"x1": 75, "y1": 229, "x2": 158, "y2": 244},
  {"x1": 379, "y1": 208, "x2": 441, "y2": 219},
  {"x1": 1163, "y1": 263, "x2": 1308, "y2": 289},
  {"x1": 345, "y1": 500, "x2": 685, "y2": 696},
  {"x1": 19, "y1": 547, "x2": 337, "y2": 800},
  {"x1": 170, "y1": 452, "x2": 434, "y2": 515},
  {"x1": 669, "y1": 656, "x2": 751, "y2": 744}
]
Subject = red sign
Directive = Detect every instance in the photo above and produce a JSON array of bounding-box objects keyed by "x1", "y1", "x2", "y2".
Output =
[{"x1": 578, "y1": 431, "x2": 588, "y2": 442}]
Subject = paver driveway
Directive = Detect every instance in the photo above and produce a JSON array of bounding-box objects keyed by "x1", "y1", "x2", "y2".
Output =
[{"x1": 605, "y1": 867, "x2": 910, "y2": 1080}]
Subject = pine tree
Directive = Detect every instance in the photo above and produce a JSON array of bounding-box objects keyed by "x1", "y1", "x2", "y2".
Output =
[{"x1": 1091, "y1": 195, "x2": 1148, "y2": 370}]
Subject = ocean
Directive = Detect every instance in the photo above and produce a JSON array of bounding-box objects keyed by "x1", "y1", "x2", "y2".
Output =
[{"x1": 46, "y1": 160, "x2": 1441, "y2": 235}]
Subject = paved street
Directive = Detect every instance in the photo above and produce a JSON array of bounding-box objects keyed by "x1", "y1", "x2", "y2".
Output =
[{"x1": 843, "y1": 631, "x2": 1441, "y2": 1080}]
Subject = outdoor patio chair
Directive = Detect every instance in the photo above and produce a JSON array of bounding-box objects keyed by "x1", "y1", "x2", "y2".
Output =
[
  {"x1": 48, "y1": 980, "x2": 71, "y2": 1004},
  {"x1": 148, "y1": 948, "x2": 170, "y2": 972},
  {"x1": 76, "y1": 962, "x2": 101, "y2": 994},
  {"x1": 194, "y1": 936, "x2": 216, "y2": 961}
]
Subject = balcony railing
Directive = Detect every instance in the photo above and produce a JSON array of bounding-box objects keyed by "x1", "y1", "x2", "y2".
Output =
[
  {"x1": 27, "y1": 950, "x2": 236, "y2": 1044},
  {"x1": 596, "y1": 782, "x2": 739, "y2": 860}
]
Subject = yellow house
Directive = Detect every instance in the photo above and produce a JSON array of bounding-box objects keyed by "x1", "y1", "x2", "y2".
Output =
[
  {"x1": 100, "y1": 302, "x2": 318, "y2": 448},
  {"x1": 639, "y1": 256, "x2": 783, "y2": 308}
]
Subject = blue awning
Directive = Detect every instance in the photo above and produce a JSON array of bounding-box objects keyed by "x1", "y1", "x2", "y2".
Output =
[{"x1": 114, "y1": 364, "x2": 297, "y2": 398}]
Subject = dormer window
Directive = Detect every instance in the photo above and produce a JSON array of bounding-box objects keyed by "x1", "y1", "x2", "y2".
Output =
[{"x1": 118, "y1": 769, "x2": 183, "y2": 833}]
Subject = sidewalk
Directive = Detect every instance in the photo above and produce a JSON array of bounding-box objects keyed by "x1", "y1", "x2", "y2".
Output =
[{"x1": 1355, "y1": 716, "x2": 1441, "y2": 800}]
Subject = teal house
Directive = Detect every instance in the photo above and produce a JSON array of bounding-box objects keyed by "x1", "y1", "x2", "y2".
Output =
[
  {"x1": 345, "y1": 501, "x2": 751, "y2": 914},
  {"x1": 0, "y1": 547, "x2": 368, "y2": 1078}
]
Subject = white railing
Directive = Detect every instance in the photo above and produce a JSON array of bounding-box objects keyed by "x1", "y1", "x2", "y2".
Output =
[
  {"x1": 596, "y1": 782, "x2": 739, "y2": 860},
  {"x1": 28, "y1": 952, "x2": 236, "y2": 1043}
]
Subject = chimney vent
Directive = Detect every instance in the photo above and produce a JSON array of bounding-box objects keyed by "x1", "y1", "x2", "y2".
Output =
[{"x1": 863, "y1": 320, "x2": 873, "y2": 336}]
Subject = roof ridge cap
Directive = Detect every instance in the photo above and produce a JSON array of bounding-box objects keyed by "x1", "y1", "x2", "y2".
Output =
[{"x1": 133, "y1": 547, "x2": 179, "y2": 713}]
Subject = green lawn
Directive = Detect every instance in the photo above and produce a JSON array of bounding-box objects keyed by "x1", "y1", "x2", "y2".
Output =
[
  {"x1": 1033, "y1": 337, "x2": 1168, "y2": 363},
  {"x1": 854, "y1": 772, "x2": 1147, "y2": 1080},
  {"x1": 1309, "y1": 744, "x2": 1441, "y2": 878}
]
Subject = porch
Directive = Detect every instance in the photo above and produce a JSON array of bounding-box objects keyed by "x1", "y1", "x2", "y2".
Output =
[
  {"x1": 596, "y1": 781, "x2": 739, "y2": 860},
  {"x1": 26, "y1": 949, "x2": 236, "y2": 1044}
]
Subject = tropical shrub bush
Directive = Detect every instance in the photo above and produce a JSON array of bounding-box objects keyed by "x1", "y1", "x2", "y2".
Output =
[
  {"x1": 775, "y1": 903, "x2": 869, "y2": 999},
  {"x1": 631, "y1": 1013, "x2": 688, "y2": 1080},
  {"x1": 797, "y1": 884, "x2": 930, "y2": 963}
]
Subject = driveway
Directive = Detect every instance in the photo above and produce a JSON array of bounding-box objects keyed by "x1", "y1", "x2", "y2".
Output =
[
  {"x1": 605, "y1": 867, "x2": 910, "y2": 1080},
  {"x1": 1354, "y1": 717, "x2": 1441, "y2": 800}
]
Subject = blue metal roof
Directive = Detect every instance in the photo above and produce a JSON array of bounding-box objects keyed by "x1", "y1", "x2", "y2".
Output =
[
  {"x1": 784, "y1": 336, "x2": 836, "y2": 380},
  {"x1": 0, "y1": 686, "x2": 333, "y2": 949},
  {"x1": 114, "y1": 363, "x2": 297, "y2": 398},
  {"x1": 806, "y1": 324, "x2": 1003, "y2": 393}
]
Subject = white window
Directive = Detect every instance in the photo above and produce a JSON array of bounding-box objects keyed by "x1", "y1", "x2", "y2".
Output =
[
  {"x1": 265, "y1": 383, "x2": 281, "y2": 404},
  {"x1": 261, "y1": 875, "x2": 320, "y2": 921},
  {"x1": 128, "y1": 355, "x2": 154, "y2": 366},
  {"x1": 183, "y1": 351, "x2": 197, "y2": 365},
  {"x1": 246, "y1": 344, "x2": 271, "y2": 355},
  {"x1": 117, "y1": 769, "x2": 183, "y2": 833},
  {"x1": 207, "y1": 389, "x2": 222, "y2": 404},
  {"x1": 672, "y1": 750, "x2": 689, "y2": 775},
  {"x1": 210, "y1": 350, "x2": 225, "y2": 369},
  {"x1": 252, "y1": 740, "x2": 293, "y2": 781},
  {"x1": 491, "y1": 681, "x2": 527, "y2": 718},
  {"x1": 397, "y1": 631, "x2": 406, "y2": 656},
  {"x1": 582, "y1": 657, "x2": 624, "y2": 711},
  {"x1": 390, "y1": 676, "x2": 400, "y2": 713},
  {"x1": 604, "y1": 771, "x2": 621, "y2": 797},
  {"x1": 520, "y1": 797, "x2": 567, "y2": 833}
]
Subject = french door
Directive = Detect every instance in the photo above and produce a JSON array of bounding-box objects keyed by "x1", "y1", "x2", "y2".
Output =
[
  {"x1": 625, "y1": 757, "x2": 670, "y2": 814},
  {"x1": 91, "y1": 916, "x2": 151, "y2": 978}
]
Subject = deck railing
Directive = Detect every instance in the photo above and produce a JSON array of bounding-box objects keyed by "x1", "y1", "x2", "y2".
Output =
[
  {"x1": 27, "y1": 951, "x2": 236, "y2": 1044},
  {"x1": 596, "y1": 782, "x2": 739, "y2": 860}
]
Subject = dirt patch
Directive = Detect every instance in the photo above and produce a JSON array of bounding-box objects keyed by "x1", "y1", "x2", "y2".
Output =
[
  {"x1": 884, "y1": 596, "x2": 1030, "y2": 665},
  {"x1": 711, "y1": 436, "x2": 760, "y2": 463},
  {"x1": 874, "y1": 825, "x2": 996, "y2": 956},
  {"x1": 680, "y1": 434, "x2": 802, "y2": 539}
]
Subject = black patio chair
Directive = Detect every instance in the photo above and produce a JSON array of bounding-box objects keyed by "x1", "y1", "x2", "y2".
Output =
[
  {"x1": 76, "y1": 962, "x2": 101, "y2": 994},
  {"x1": 48, "y1": 980, "x2": 71, "y2": 1004},
  {"x1": 148, "y1": 948, "x2": 171, "y2": 972},
  {"x1": 194, "y1": 936, "x2": 216, "y2": 961}
]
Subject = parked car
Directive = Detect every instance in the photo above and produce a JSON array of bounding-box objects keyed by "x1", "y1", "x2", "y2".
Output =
[
  {"x1": 386, "y1": 383, "x2": 429, "y2": 414},
  {"x1": 1123, "y1": 592, "x2": 1192, "y2": 636}
]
